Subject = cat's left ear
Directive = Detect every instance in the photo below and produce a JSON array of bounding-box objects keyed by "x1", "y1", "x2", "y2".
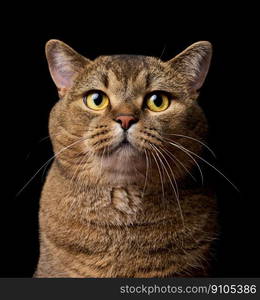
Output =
[
  {"x1": 166, "y1": 41, "x2": 212, "y2": 93},
  {"x1": 45, "y1": 39, "x2": 91, "y2": 98}
]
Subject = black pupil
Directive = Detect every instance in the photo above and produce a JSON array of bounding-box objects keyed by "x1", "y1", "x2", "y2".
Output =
[
  {"x1": 92, "y1": 93, "x2": 103, "y2": 106},
  {"x1": 152, "y1": 94, "x2": 163, "y2": 107}
]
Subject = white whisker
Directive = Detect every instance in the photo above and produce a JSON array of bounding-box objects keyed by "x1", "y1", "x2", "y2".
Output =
[
  {"x1": 164, "y1": 133, "x2": 216, "y2": 158},
  {"x1": 149, "y1": 145, "x2": 165, "y2": 200},
  {"x1": 151, "y1": 144, "x2": 185, "y2": 227},
  {"x1": 16, "y1": 136, "x2": 88, "y2": 197},
  {"x1": 164, "y1": 138, "x2": 204, "y2": 185},
  {"x1": 163, "y1": 138, "x2": 239, "y2": 192},
  {"x1": 151, "y1": 144, "x2": 179, "y2": 200},
  {"x1": 158, "y1": 145, "x2": 197, "y2": 183},
  {"x1": 142, "y1": 149, "x2": 150, "y2": 199},
  {"x1": 175, "y1": 143, "x2": 239, "y2": 192}
]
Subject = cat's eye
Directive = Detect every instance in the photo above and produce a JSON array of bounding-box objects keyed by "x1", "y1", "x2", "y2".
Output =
[
  {"x1": 146, "y1": 92, "x2": 170, "y2": 112},
  {"x1": 83, "y1": 91, "x2": 109, "y2": 111}
]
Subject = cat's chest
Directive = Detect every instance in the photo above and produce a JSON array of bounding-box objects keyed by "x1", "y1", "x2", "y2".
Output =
[
  {"x1": 110, "y1": 187, "x2": 142, "y2": 215},
  {"x1": 76, "y1": 186, "x2": 144, "y2": 226}
]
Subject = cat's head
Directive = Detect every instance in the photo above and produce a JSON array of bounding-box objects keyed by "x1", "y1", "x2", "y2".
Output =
[{"x1": 46, "y1": 40, "x2": 212, "y2": 188}]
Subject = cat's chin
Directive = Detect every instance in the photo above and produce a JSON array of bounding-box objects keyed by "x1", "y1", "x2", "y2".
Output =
[{"x1": 100, "y1": 141, "x2": 146, "y2": 177}]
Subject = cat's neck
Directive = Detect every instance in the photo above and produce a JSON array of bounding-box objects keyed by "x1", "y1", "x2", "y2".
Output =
[{"x1": 44, "y1": 160, "x2": 206, "y2": 228}]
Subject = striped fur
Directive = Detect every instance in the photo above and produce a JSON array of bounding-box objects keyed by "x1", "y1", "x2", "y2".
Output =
[{"x1": 35, "y1": 40, "x2": 217, "y2": 277}]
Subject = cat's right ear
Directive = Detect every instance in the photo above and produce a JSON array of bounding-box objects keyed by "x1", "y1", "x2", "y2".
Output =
[{"x1": 45, "y1": 40, "x2": 91, "y2": 98}]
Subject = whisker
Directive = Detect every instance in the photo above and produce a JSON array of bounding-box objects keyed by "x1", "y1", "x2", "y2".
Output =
[
  {"x1": 41, "y1": 158, "x2": 53, "y2": 183},
  {"x1": 72, "y1": 153, "x2": 91, "y2": 200},
  {"x1": 174, "y1": 142, "x2": 239, "y2": 192},
  {"x1": 69, "y1": 149, "x2": 90, "y2": 189},
  {"x1": 163, "y1": 138, "x2": 204, "y2": 185},
  {"x1": 75, "y1": 148, "x2": 96, "y2": 195},
  {"x1": 151, "y1": 144, "x2": 179, "y2": 200},
  {"x1": 142, "y1": 149, "x2": 150, "y2": 199},
  {"x1": 150, "y1": 144, "x2": 185, "y2": 227},
  {"x1": 37, "y1": 135, "x2": 51, "y2": 143},
  {"x1": 16, "y1": 136, "x2": 88, "y2": 197},
  {"x1": 148, "y1": 144, "x2": 165, "y2": 200},
  {"x1": 158, "y1": 145, "x2": 197, "y2": 183},
  {"x1": 164, "y1": 133, "x2": 216, "y2": 158},
  {"x1": 67, "y1": 149, "x2": 92, "y2": 213},
  {"x1": 158, "y1": 44, "x2": 167, "y2": 60},
  {"x1": 164, "y1": 139, "x2": 239, "y2": 192}
]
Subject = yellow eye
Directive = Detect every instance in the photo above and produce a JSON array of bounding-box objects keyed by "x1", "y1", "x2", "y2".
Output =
[
  {"x1": 84, "y1": 91, "x2": 109, "y2": 110},
  {"x1": 146, "y1": 92, "x2": 170, "y2": 112}
]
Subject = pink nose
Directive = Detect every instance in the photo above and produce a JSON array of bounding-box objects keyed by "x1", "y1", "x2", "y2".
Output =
[{"x1": 115, "y1": 115, "x2": 138, "y2": 130}]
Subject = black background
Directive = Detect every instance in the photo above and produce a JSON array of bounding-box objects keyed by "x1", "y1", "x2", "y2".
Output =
[{"x1": 1, "y1": 6, "x2": 259, "y2": 278}]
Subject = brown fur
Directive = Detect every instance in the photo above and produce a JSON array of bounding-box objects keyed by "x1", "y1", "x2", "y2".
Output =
[{"x1": 34, "y1": 40, "x2": 217, "y2": 277}]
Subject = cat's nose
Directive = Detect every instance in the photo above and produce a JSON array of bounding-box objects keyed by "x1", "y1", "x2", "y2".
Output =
[{"x1": 115, "y1": 115, "x2": 138, "y2": 130}]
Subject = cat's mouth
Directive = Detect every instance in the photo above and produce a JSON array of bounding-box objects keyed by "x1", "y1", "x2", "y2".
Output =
[
  {"x1": 96, "y1": 133, "x2": 141, "y2": 159},
  {"x1": 97, "y1": 135, "x2": 146, "y2": 176},
  {"x1": 112, "y1": 137, "x2": 135, "y2": 153},
  {"x1": 101, "y1": 133, "x2": 140, "y2": 157}
]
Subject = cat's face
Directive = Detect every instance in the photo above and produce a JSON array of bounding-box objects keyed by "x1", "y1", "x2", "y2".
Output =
[{"x1": 46, "y1": 40, "x2": 212, "y2": 188}]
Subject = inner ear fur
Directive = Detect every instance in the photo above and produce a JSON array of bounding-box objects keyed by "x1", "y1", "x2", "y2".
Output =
[{"x1": 45, "y1": 39, "x2": 91, "y2": 98}]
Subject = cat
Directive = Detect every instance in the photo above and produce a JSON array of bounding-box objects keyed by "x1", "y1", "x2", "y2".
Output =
[{"x1": 34, "y1": 39, "x2": 218, "y2": 277}]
